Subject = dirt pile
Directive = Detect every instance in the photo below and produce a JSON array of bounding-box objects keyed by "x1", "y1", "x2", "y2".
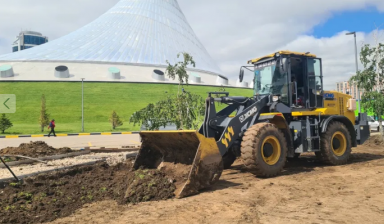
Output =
[
  {"x1": 0, "y1": 159, "x2": 176, "y2": 224},
  {"x1": 123, "y1": 169, "x2": 176, "y2": 204},
  {"x1": 1, "y1": 141, "x2": 72, "y2": 158},
  {"x1": 157, "y1": 162, "x2": 191, "y2": 189},
  {"x1": 121, "y1": 161, "x2": 193, "y2": 204},
  {"x1": 363, "y1": 135, "x2": 384, "y2": 147}
]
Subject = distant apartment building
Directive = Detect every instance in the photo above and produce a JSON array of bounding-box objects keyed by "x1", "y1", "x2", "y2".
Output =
[
  {"x1": 336, "y1": 81, "x2": 363, "y2": 99},
  {"x1": 12, "y1": 31, "x2": 48, "y2": 52}
]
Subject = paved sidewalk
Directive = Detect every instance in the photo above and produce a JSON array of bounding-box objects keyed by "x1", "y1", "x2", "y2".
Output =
[
  {"x1": 0, "y1": 134, "x2": 141, "y2": 149},
  {"x1": 0, "y1": 131, "x2": 139, "y2": 139}
]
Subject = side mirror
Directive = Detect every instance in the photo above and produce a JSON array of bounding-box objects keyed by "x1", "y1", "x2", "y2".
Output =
[{"x1": 239, "y1": 68, "x2": 244, "y2": 82}]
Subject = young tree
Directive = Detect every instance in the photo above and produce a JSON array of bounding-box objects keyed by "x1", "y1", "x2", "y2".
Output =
[
  {"x1": 130, "y1": 88, "x2": 205, "y2": 130},
  {"x1": 0, "y1": 114, "x2": 13, "y2": 134},
  {"x1": 39, "y1": 94, "x2": 50, "y2": 132},
  {"x1": 166, "y1": 52, "x2": 196, "y2": 92},
  {"x1": 130, "y1": 52, "x2": 205, "y2": 130},
  {"x1": 130, "y1": 103, "x2": 170, "y2": 131},
  {"x1": 109, "y1": 111, "x2": 123, "y2": 129},
  {"x1": 350, "y1": 32, "x2": 384, "y2": 139}
]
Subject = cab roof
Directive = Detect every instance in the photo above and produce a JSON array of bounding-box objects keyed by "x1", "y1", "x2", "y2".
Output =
[{"x1": 248, "y1": 51, "x2": 317, "y2": 64}]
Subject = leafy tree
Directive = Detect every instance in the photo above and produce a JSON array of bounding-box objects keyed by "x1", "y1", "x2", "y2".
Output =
[
  {"x1": 0, "y1": 114, "x2": 13, "y2": 134},
  {"x1": 109, "y1": 111, "x2": 123, "y2": 129},
  {"x1": 350, "y1": 35, "x2": 384, "y2": 139},
  {"x1": 130, "y1": 52, "x2": 205, "y2": 130},
  {"x1": 39, "y1": 94, "x2": 50, "y2": 132},
  {"x1": 130, "y1": 92, "x2": 205, "y2": 130},
  {"x1": 130, "y1": 103, "x2": 167, "y2": 131},
  {"x1": 166, "y1": 52, "x2": 196, "y2": 90}
]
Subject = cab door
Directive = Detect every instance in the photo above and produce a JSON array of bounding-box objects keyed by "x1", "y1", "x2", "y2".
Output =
[{"x1": 306, "y1": 58, "x2": 324, "y2": 108}]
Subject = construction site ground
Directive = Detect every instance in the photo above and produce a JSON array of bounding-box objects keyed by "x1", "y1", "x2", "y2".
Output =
[
  {"x1": 46, "y1": 138, "x2": 384, "y2": 224},
  {"x1": 1, "y1": 136, "x2": 384, "y2": 223}
]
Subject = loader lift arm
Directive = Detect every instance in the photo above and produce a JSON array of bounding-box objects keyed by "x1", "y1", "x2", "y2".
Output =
[{"x1": 199, "y1": 93, "x2": 270, "y2": 157}]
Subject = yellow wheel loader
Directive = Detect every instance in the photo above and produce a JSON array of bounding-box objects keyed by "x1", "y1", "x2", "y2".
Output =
[{"x1": 133, "y1": 51, "x2": 370, "y2": 198}]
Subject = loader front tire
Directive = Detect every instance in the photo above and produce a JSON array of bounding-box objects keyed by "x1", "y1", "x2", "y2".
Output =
[
  {"x1": 241, "y1": 123, "x2": 287, "y2": 177},
  {"x1": 318, "y1": 121, "x2": 351, "y2": 165}
]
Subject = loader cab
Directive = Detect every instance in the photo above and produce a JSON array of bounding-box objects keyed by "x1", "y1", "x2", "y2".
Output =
[
  {"x1": 289, "y1": 55, "x2": 324, "y2": 109},
  {"x1": 245, "y1": 51, "x2": 324, "y2": 110}
]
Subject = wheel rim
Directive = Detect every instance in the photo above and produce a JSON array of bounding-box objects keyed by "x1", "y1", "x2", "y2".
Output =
[
  {"x1": 332, "y1": 131, "x2": 347, "y2": 156},
  {"x1": 261, "y1": 136, "x2": 281, "y2": 165}
]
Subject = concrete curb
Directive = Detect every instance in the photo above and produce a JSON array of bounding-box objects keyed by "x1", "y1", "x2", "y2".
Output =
[{"x1": 0, "y1": 131, "x2": 140, "y2": 139}]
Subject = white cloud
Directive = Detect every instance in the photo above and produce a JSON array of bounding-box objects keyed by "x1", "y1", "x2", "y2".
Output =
[
  {"x1": 178, "y1": 0, "x2": 384, "y2": 89},
  {"x1": 0, "y1": 0, "x2": 118, "y2": 50},
  {"x1": 228, "y1": 29, "x2": 384, "y2": 90},
  {"x1": 281, "y1": 32, "x2": 363, "y2": 89},
  {"x1": 0, "y1": 0, "x2": 383, "y2": 90}
]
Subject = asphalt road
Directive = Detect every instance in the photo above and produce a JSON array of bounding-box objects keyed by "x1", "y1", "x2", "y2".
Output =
[{"x1": 0, "y1": 134, "x2": 141, "y2": 149}]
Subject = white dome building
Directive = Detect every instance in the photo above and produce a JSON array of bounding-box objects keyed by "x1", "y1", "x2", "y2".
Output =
[{"x1": 0, "y1": 0, "x2": 239, "y2": 86}]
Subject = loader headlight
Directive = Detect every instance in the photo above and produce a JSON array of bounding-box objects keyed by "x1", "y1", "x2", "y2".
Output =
[{"x1": 272, "y1": 96, "x2": 279, "y2": 102}]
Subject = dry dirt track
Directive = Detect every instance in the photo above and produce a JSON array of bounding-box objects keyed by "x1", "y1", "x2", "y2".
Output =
[{"x1": 50, "y1": 144, "x2": 384, "y2": 224}]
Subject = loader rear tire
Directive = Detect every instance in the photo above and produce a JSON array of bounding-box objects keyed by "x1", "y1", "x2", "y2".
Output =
[
  {"x1": 318, "y1": 121, "x2": 351, "y2": 165},
  {"x1": 241, "y1": 123, "x2": 287, "y2": 177}
]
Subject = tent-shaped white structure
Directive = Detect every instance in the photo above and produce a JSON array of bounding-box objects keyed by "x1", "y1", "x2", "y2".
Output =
[{"x1": 0, "y1": 0, "x2": 233, "y2": 86}]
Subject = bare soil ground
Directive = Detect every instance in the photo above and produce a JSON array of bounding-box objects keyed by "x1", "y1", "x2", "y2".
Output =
[
  {"x1": 49, "y1": 142, "x2": 384, "y2": 224},
  {"x1": 0, "y1": 151, "x2": 136, "y2": 179},
  {"x1": 0, "y1": 159, "x2": 176, "y2": 224}
]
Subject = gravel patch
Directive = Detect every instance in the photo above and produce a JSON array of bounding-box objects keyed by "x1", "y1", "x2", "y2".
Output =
[{"x1": 0, "y1": 152, "x2": 136, "y2": 180}]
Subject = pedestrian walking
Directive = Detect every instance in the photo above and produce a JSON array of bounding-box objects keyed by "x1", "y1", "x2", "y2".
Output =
[{"x1": 48, "y1": 119, "x2": 56, "y2": 137}]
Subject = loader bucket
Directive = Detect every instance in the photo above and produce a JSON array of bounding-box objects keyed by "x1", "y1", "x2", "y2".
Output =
[{"x1": 133, "y1": 130, "x2": 223, "y2": 198}]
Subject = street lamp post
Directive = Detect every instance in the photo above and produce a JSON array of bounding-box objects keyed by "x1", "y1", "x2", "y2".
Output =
[
  {"x1": 81, "y1": 78, "x2": 84, "y2": 132},
  {"x1": 346, "y1": 31, "x2": 361, "y2": 113}
]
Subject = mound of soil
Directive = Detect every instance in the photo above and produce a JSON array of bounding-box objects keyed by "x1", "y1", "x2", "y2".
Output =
[
  {"x1": 158, "y1": 162, "x2": 192, "y2": 189},
  {"x1": 363, "y1": 135, "x2": 384, "y2": 147},
  {"x1": 1, "y1": 141, "x2": 72, "y2": 159},
  {"x1": 123, "y1": 169, "x2": 176, "y2": 204},
  {"x1": 0, "y1": 159, "x2": 176, "y2": 224}
]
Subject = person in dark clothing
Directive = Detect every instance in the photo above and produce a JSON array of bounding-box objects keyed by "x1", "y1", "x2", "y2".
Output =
[{"x1": 48, "y1": 119, "x2": 56, "y2": 137}]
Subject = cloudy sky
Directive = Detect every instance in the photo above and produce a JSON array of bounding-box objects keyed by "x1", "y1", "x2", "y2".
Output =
[{"x1": 0, "y1": 0, "x2": 383, "y2": 89}]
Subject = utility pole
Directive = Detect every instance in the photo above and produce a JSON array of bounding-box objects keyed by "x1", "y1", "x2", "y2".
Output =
[
  {"x1": 81, "y1": 78, "x2": 84, "y2": 132},
  {"x1": 346, "y1": 32, "x2": 361, "y2": 113}
]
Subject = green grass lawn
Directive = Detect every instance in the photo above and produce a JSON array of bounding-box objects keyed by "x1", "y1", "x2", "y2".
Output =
[{"x1": 0, "y1": 82, "x2": 253, "y2": 135}]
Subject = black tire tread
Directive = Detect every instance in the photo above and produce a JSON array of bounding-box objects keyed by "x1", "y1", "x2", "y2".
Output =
[
  {"x1": 318, "y1": 121, "x2": 352, "y2": 165},
  {"x1": 241, "y1": 123, "x2": 287, "y2": 177}
]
